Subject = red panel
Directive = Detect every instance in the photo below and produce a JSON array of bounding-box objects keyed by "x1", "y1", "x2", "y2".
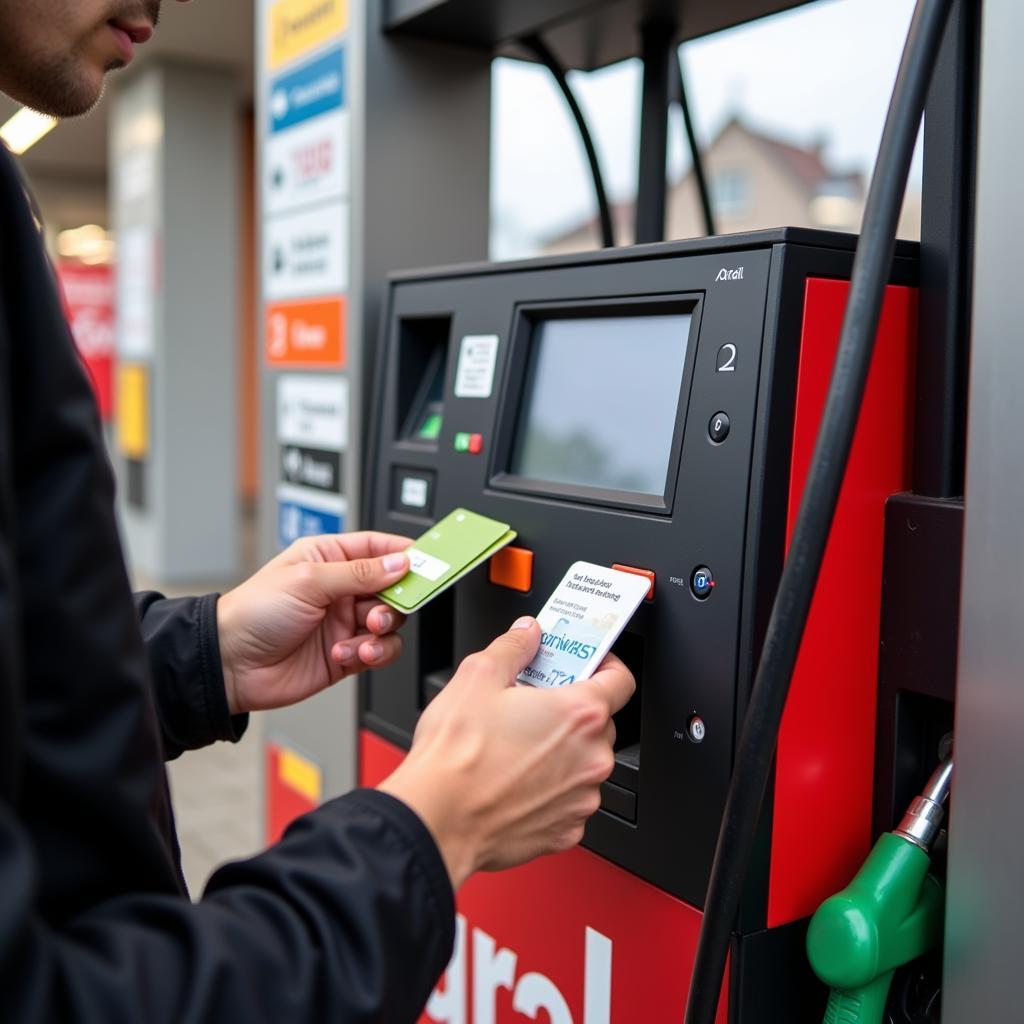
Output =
[
  {"x1": 768, "y1": 278, "x2": 917, "y2": 927},
  {"x1": 360, "y1": 728, "x2": 405, "y2": 783},
  {"x1": 55, "y1": 262, "x2": 116, "y2": 421},
  {"x1": 361, "y1": 730, "x2": 727, "y2": 1024},
  {"x1": 265, "y1": 741, "x2": 320, "y2": 845}
]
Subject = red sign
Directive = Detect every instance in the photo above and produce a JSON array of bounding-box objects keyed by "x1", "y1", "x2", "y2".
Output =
[
  {"x1": 361, "y1": 730, "x2": 729, "y2": 1024},
  {"x1": 57, "y1": 262, "x2": 116, "y2": 420}
]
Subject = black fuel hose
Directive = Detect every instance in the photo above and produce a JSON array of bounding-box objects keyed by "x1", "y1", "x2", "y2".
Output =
[
  {"x1": 519, "y1": 34, "x2": 616, "y2": 248},
  {"x1": 682, "y1": 2, "x2": 954, "y2": 1021}
]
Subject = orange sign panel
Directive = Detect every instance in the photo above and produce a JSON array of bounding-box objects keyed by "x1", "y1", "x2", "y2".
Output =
[{"x1": 265, "y1": 295, "x2": 345, "y2": 367}]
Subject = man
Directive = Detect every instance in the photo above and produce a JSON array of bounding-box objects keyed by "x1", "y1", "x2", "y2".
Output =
[{"x1": 0, "y1": 2, "x2": 634, "y2": 1021}]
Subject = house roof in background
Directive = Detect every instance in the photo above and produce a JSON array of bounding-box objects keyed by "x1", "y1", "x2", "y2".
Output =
[
  {"x1": 729, "y1": 117, "x2": 863, "y2": 193},
  {"x1": 542, "y1": 115, "x2": 866, "y2": 246}
]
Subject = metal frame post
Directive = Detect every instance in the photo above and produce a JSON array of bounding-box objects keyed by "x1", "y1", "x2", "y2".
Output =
[{"x1": 635, "y1": 21, "x2": 676, "y2": 244}]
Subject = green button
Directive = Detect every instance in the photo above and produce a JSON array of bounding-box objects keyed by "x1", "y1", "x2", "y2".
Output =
[{"x1": 454, "y1": 432, "x2": 471, "y2": 452}]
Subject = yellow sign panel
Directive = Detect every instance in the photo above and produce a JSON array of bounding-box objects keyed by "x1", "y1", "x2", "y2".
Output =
[
  {"x1": 269, "y1": 0, "x2": 347, "y2": 70},
  {"x1": 116, "y1": 363, "x2": 150, "y2": 459},
  {"x1": 278, "y1": 746, "x2": 323, "y2": 804}
]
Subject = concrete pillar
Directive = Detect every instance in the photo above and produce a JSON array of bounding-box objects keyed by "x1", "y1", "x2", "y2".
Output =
[{"x1": 110, "y1": 63, "x2": 240, "y2": 584}]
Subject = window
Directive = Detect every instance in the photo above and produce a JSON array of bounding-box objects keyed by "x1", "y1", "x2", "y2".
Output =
[
  {"x1": 710, "y1": 170, "x2": 750, "y2": 216},
  {"x1": 489, "y1": 0, "x2": 921, "y2": 258}
]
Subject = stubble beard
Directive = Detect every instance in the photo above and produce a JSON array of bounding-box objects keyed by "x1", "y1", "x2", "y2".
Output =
[
  {"x1": 16, "y1": 44, "x2": 123, "y2": 119},
  {"x1": 0, "y1": 2, "x2": 163, "y2": 118}
]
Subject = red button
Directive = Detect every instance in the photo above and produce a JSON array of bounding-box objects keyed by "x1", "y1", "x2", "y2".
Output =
[
  {"x1": 612, "y1": 564, "x2": 655, "y2": 600},
  {"x1": 489, "y1": 546, "x2": 533, "y2": 592},
  {"x1": 468, "y1": 433, "x2": 484, "y2": 454}
]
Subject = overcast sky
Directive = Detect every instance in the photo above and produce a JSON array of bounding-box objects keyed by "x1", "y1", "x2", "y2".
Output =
[{"x1": 490, "y1": 0, "x2": 919, "y2": 258}]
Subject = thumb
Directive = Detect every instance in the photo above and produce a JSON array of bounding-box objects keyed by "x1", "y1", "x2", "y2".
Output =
[
  {"x1": 476, "y1": 616, "x2": 542, "y2": 685},
  {"x1": 585, "y1": 653, "x2": 636, "y2": 716},
  {"x1": 299, "y1": 552, "x2": 410, "y2": 603}
]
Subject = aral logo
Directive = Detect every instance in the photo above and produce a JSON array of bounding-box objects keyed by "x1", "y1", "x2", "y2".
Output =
[
  {"x1": 427, "y1": 915, "x2": 612, "y2": 1024},
  {"x1": 715, "y1": 266, "x2": 744, "y2": 282}
]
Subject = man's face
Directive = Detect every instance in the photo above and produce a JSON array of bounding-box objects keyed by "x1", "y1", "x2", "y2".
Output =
[{"x1": 0, "y1": 1, "x2": 184, "y2": 118}]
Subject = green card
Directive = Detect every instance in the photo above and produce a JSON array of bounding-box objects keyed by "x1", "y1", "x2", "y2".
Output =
[{"x1": 378, "y1": 508, "x2": 517, "y2": 613}]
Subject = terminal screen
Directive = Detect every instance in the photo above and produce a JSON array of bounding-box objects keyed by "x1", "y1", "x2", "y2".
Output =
[{"x1": 511, "y1": 312, "x2": 691, "y2": 497}]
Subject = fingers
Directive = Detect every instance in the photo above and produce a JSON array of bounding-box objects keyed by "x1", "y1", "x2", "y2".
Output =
[
  {"x1": 463, "y1": 616, "x2": 541, "y2": 688},
  {"x1": 301, "y1": 551, "x2": 410, "y2": 604},
  {"x1": 333, "y1": 531, "x2": 415, "y2": 561},
  {"x1": 277, "y1": 531, "x2": 413, "y2": 568},
  {"x1": 355, "y1": 600, "x2": 406, "y2": 635},
  {"x1": 331, "y1": 632, "x2": 404, "y2": 674},
  {"x1": 582, "y1": 653, "x2": 636, "y2": 716}
]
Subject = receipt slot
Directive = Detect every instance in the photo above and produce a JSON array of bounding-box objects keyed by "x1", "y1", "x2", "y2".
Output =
[{"x1": 360, "y1": 229, "x2": 918, "y2": 1019}]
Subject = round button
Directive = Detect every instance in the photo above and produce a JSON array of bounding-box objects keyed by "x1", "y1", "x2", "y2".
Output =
[
  {"x1": 691, "y1": 566, "x2": 715, "y2": 600},
  {"x1": 709, "y1": 411, "x2": 731, "y2": 443},
  {"x1": 688, "y1": 716, "x2": 706, "y2": 743}
]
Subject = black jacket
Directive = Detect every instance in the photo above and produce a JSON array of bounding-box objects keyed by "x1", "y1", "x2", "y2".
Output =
[{"x1": 0, "y1": 145, "x2": 454, "y2": 1022}]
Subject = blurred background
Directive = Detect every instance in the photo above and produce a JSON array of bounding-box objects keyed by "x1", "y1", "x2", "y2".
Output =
[{"x1": 3, "y1": 0, "x2": 919, "y2": 894}]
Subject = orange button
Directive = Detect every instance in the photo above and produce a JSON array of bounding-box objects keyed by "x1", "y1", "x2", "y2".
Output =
[
  {"x1": 489, "y1": 546, "x2": 534, "y2": 593},
  {"x1": 612, "y1": 563, "x2": 655, "y2": 600}
]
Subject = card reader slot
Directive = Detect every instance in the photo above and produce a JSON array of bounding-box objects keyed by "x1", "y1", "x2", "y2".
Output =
[
  {"x1": 397, "y1": 315, "x2": 451, "y2": 444},
  {"x1": 417, "y1": 587, "x2": 455, "y2": 709},
  {"x1": 604, "y1": 632, "x2": 642, "y2": 820},
  {"x1": 422, "y1": 667, "x2": 454, "y2": 706},
  {"x1": 610, "y1": 631, "x2": 643, "y2": 761},
  {"x1": 609, "y1": 742, "x2": 640, "y2": 792}
]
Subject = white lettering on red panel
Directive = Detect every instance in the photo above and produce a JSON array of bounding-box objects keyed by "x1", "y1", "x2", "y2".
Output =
[{"x1": 426, "y1": 915, "x2": 611, "y2": 1024}]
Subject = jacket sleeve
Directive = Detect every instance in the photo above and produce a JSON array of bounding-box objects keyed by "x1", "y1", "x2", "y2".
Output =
[
  {"x1": 134, "y1": 591, "x2": 249, "y2": 760},
  {"x1": 1, "y1": 788, "x2": 456, "y2": 1024}
]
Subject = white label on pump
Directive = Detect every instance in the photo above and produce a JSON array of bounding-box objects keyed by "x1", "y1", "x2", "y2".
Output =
[{"x1": 454, "y1": 334, "x2": 500, "y2": 399}]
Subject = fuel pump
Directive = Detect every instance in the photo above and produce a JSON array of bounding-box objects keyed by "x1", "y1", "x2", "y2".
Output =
[{"x1": 257, "y1": 0, "x2": 979, "y2": 1018}]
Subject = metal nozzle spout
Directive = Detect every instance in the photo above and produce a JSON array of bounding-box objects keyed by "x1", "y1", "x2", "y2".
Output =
[{"x1": 893, "y1": 758, "x2": 953, "y2": 852}]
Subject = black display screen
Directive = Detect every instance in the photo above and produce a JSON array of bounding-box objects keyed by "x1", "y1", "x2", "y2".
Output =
[{"x1": 510, "y1": 312, "x2": 691, "y2": 497}]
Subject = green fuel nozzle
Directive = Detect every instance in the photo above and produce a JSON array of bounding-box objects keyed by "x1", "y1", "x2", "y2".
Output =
[{"x1": 807, "y1": 758, "x2": 952, "y2": 1024}]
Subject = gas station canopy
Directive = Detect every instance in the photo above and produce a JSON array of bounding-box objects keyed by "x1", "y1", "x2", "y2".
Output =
[{"x1": 384, "y1": 0, "x2": 815, "y2": 69}]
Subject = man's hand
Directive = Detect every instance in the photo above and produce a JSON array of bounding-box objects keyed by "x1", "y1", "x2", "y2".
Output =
[
  {"x1": 379, "y1": 617, "x2": 635, "y2": 888},
  {"x1": 216, "y1": 532, "x2": 412, "y2": 715}
]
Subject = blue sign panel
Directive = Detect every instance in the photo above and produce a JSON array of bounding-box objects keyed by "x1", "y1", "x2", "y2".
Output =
[
  {"x1": 269, "y1": 45, "x2": 345, "y2": 134},
  {"x1": 278, "y1": 498, "x2": 344, "y2": 549}
]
